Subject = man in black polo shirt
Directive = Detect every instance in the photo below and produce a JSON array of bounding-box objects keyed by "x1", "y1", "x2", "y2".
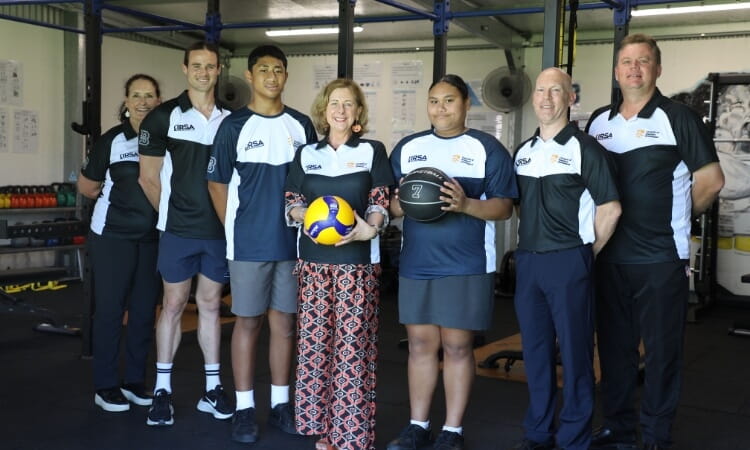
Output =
[
  {"x1": 587, "y1": 34, "x2": 724, "y2": 450},
  {"x1": 513, "y1": 67, "x2": 621, "y2": 450},
  {"x1": 138, "y1": 41, "x2": 232, "y2": 427}
]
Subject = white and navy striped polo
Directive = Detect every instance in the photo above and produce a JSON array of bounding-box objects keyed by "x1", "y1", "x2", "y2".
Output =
[
  {"x1": 514, "y1": 123, "x2": 619, "y2": 253},
  {"x1": 138, "y1": 90, "x2": 231, "y2": 239},
  {"x1": 390, "y1": 129, "x2": 518, "y2": 279},
  {"x1": 586, "y1": 89, "x2": 719, "y2": 263},
  {"x1": 82, "y1": 120, "x2": 157, "y2": 240},
  {"x1": 207, "y1": 105, "x2": 317, "y2": 261}
]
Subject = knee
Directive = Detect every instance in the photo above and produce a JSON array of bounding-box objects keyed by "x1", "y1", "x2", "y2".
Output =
[
  {"x1": 236, "y1": 315, "x2": 264, "y2": 332},
  {"x1": 161, "y1": 296, "x2": 187, "y2": 317},
  {"x1": 441, "y1": 342, "x2": 473, "y2": 361},
  {"x1": 408, "y1": 336, "x2": 440, "y2": 357}
]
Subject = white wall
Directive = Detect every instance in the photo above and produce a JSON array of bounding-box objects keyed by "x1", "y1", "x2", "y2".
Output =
[
  {"x1": 0, "y1": 19, "x2": 64, "y2": 185},
  {"x1": 228, "y1": 48, "x2": 509, "y2": 152},
  {"x1": 100, "y1": 37, "x2": 185, "y2": 131},
  {"x1": 521, "y1": 36, "x2": 750, "y2": 139}
]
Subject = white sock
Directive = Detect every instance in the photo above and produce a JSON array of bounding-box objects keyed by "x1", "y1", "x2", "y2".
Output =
[
  {"x1": 236, "y1": 390, "x2": 254, "y2": 411},
  {"x1": 410, "y1": 419, "x2": 430, "y2": 430},
  {"x1": 442, "y1": 425, "x2": 463, "y2": 435},
  {"x1": 205, "y1": 363, "x2": 220, "y2": 392},
  {"x1": 155, "y1": 362, "x2": 172, "y2": 393},
  {"x1": 270, "y1": 384, "x2": 289, "y2": 408}
]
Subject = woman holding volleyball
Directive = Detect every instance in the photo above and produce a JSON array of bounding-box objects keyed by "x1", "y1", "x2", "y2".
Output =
[
  {"x1": 284, "y1": 78, "x2": 394, "y2": 450},
  {"x1": 387, "y1": 74, "x2": 517, "y2": 450}
]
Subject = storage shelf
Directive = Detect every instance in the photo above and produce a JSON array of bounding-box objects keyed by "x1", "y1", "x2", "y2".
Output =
[
  {"x1": 0, "y1": 207, "x2": 77, "y2": 214},
  {"x1": 0, "y1": 244, "x2": 84, "y2": 255}
]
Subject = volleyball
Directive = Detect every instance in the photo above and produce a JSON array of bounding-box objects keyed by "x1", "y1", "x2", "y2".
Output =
[{"x1": 304, "y1": 195, "x2": 356, "y2": 245}]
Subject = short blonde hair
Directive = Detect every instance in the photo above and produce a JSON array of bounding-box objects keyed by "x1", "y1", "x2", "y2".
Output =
[
  {"x1": 618, "y1": 33, "x2": 661, "y2": 65},
  {"x1": 310, "y1": 78, "x2": 369, "y2": 136}
]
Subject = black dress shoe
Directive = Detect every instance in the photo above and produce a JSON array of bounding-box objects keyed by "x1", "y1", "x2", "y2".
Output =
[
  {"x1": 590, "y1": 427, "x2": 638, "y2": 449},
  {"x1": 643, "y1": 443, "x2": 667, "y2": 450}
]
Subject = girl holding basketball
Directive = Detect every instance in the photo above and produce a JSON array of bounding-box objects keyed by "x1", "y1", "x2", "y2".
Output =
[
  {"x1": 284, "y1": 78, "x2": 394, "y2": 450},
  {"x1": 387, "y1": 74, "x2": 518, "y2": 450}
]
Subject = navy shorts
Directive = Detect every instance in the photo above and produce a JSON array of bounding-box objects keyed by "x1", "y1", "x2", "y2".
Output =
[{"x1": 157, "y1": 231, "x2": 227, "y2": 283}]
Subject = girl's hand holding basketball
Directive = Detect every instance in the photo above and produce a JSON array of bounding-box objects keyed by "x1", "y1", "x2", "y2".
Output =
[{"x1": 440, "y1": 178, "x2": 466, "y2": 213}]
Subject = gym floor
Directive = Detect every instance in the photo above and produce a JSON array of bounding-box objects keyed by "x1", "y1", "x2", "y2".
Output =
[{"x1": 2, "y1": 280, "x2": 750, "y2": 450}]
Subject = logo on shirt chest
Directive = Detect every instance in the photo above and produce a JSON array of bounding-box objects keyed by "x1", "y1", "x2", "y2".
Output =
[
  {"x1": 305, "y1": 164, "x2": 322, "y2": 171},
  {"x1": 244, "y1": 139, "x2": 265, "y2": 151},
  {"x1": 408, "y1": 154, "x2": 428, "y2": 163},
  {"x1": 550, "y1": 154, "x2": 572, "y2": 166},
  {"x1": 515, "y1": 157, "x2": 531, "y2": 166},
  {"x1": 452, "y1": 154, "x2": 475, "y2": 166},
  {"x1": 173, "y1": 123, "x2": 195, "y2": 132},
  {"x1": 594, "y1": 132, "x2": 613, "y2": 141},
  {"x1": 119, "y1": 151, "x2": 139, "y2": 160},
  {"x1": 636, "y1": 129, "x2": 660, "y2": 139},
  {"x1": 346, "y1": 161, "x2": 369, "y2": 169}
]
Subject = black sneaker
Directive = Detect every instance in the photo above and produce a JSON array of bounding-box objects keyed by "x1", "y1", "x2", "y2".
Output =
[
  {"x1": 512, "y1": 439, "x2": 555, "y2": 450},
  {"x1": 196, "y1": 384, "x2": 233, "y2": 419},
  {"x1": 231, "y1": 407, "x2": 259, "y2": 443},
  {"x1": 268, "y1": 402, "x2": 299, "y2": 435},
  {"x1": 94, "y1": 387, "x2": 130, "y2": 412},
  {"x1": 434, "y1": 430, "x2": 464, "y2": 450},
  {"x1": 146, "y1": 389, "x2": 174, "y2": 426},
  {"x1": 387, "y1": 424, "x2": 433, "y2": 450},
  {"x1": 590, "y1": 427, "x2": 638, "y2": 449},
  {"x1": 121, "y1": 383, "x2": 153, "y2": 406}
]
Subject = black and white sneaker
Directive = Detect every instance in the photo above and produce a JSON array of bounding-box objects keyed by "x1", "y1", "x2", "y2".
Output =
[
  {"x1": 94, "y1": 387, "x2": 130, "y2": 412},
  {"x1": 268, "y1": 402, "x2": 299, "y2": 435},
  {"x1": 196, "y1": 384, "x2": 233, "y2": 419},
  {"x1": 121, "y1": 383, "x2": 153, "y2": 406},
  {"x1": 146, "y1": 389, "x2": 174, "y2": 426},
  {"x1": 231, "y1": 407, "x2": 259, "y2": 443}
]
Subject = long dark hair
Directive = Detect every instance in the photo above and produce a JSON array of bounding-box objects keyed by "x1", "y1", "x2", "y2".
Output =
[{"x1": 118, "y1": 73, "x2": 161, "y2": 122}]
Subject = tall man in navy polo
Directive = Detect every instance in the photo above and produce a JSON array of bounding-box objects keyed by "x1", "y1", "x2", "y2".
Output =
[
  {"x1": 587, "y1": 34, "x2": 724, "y2": 450},
  {"x1": 513, "y1": 67, "x2": 621, "y2": 450},
  {"x1": 138, "y1": 41, "x2": 232, "y2": 427}
]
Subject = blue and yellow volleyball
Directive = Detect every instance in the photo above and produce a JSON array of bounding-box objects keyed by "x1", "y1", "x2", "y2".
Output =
[{"x1": 304, "y1": 195, "x2": 355, "y2": 245}]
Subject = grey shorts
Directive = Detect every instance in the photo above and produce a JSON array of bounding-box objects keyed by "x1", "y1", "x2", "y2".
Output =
[
  {"x1": 398, "y1": 273, "x2": 495, "y2": 330},
  {"x1": 228, "y1": 260, "x2": 298, "y2": 317}
]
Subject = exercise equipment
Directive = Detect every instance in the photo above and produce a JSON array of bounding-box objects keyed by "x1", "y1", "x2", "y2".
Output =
[
  {"x1": 398, "y1": 167, "x2": 450, "y2": 222},
  {"x1": 0, "y1": 282, "x2": 80, "y2": 336}
]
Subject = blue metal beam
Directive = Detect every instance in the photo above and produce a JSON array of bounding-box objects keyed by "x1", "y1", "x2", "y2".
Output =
[
  {"x1": 0, "y1": 0, "x2": 82, "y2": 5},
  {"x1": 375, "y1": 0, "x2": 436, "y2": 20},
  {"x1": 101, "y1": 3, "x2": 202, "y2": 29},
  {"x1": 0, "y1": 12, "x2": 82, "y2": 32}
]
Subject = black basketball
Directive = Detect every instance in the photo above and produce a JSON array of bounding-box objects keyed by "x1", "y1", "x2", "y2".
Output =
[{"x1": 399, "y1": 167, "x2": 450, "y2": 222}]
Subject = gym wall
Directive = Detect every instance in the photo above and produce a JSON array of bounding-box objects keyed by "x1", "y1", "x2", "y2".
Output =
[
  {"x1": 100, "y1": 37, "x2": 186, "y2": 133},
  {"x1": 0, "y1": 19, "x2": 64, "y2": 186}
]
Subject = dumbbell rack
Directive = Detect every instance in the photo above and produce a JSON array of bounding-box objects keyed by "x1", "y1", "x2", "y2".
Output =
[{"x1": 0, "y1": 208, "x2": 87, "y2": 282}]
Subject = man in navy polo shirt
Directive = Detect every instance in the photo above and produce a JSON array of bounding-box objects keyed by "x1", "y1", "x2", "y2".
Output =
[
  {"x1": 514, "y1": 67, "x2": 621, "y2": 450},
  {"x1": 138, "y1": 41, "x2": 232, "y2": 427}
]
